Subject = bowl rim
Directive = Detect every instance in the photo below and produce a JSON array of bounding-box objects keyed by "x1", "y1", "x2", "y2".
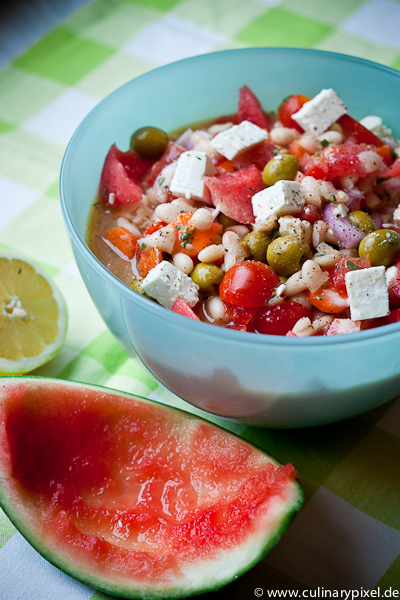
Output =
[{"x1": 60, "y1": 46, "x2": 400, "y2": 348}]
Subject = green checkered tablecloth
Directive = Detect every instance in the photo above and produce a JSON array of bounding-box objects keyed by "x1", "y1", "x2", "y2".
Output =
[{"x1": 1, "y1": 0, "x2": 400, "y2": 597}]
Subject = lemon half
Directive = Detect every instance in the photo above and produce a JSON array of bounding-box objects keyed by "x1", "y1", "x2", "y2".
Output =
[{"x1": 0, "y1": 254, "x2": 67, "y2": 375}]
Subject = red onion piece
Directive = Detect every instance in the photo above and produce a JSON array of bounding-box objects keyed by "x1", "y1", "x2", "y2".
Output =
[
  {"x1": 175, "y1": 128, "x2": 193, "y2": 148},
  {"x1": 371, "y1": 211, "x2": 382, "y2": 229},
  {"x1": 383, "y1": 176, "x2": 400, "y2": 199},
  {"x1": 346, "y1": 188, "x2": 364, "y2": 211},
  {"x1": 323, "y1": 202, "x2": 366, "y2": 249}
]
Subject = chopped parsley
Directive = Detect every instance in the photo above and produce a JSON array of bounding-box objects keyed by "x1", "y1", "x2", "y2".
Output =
[
  {"x1": 102, "y1": 188, "x2": 107, "y2": 196},
  {"x1": 271, "y1": 227, "x2": 280, "y2": 240},
  {"x1": 181, "y1": 226, "x2": 195, "y2": 248},
  {"x1": 317, "y1": 295, "x2": 323, "y2": 301},
  {"x1": 18, "y1": 268, "x2": 22, "y2": 274},
  {"x1": 331, "y1": 194, "x2": 337, "y2": 203},
  {"x1": 157, "y1": 176, "x2": 165, "y2": 186},
  {"x1": 273, "y1": 149, "x2": 280, "y2": 155},
  {"x1": 140, "y1": 243, "x2": 147, "y2": 252},
  {"x1": 320, "y1": 139, "x2": 329, "y2": 148},
  {"x1": 346, "y1": 260, "x2": 359, "y2": 271}
]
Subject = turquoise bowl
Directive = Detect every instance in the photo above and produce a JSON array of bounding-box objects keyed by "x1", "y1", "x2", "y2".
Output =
[{"x1": 60, "y1": 48, "x2": 400, "y2": 428}]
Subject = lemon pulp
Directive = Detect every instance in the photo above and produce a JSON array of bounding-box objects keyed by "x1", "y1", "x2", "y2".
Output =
[{"x1": 0, "y1": 255, "x2": 67, "y2": 375}]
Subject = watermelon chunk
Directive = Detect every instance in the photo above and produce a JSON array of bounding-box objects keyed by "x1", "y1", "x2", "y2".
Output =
[
  {"x1": 100, "y1": 144, "x2": 152, "y2": 206},
  {"x1": 171, "y1": 298, "x2": 200, "y2": 320},
  {"x1": 0, "y1": 377, "x2": 303, "y2": 599},
  {"x1": 144, "y1": 141, "x2": 186, "y2": 186},
  {"x1": 238, "y1": 85, "x2": 272, "y2": 131},
  {"x1": 205, "y1": 165, "x2": 265, "y2": 224},
  {"x1": 232, "y1": 140, "x2": 279, "y2": 171}
]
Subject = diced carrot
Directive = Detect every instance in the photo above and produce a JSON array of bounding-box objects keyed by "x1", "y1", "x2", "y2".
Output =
[
  {"x1": 171, "y1": 212, "x2": 223, "y2": 257},
  {"x1": 376, "y1": 144, "x2": 393, "y2": 167},
  {"x1": 139, "y1": 247, "x2": 162, "y2": 278},
  {"x1": 216, "y1": 159, "x2": 236, "y2": 174},
  {"x1": 289, "y1": 139, "x2": 310, "y2": 169},
  {"x1": 308, "y1": 285, "x2": 349, "y2": 314},
  {"x1": 105, "y1": 227, "x2": 137, "y2": 259}
]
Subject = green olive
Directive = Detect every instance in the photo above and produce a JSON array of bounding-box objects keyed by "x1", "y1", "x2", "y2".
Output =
[
  {"x1": 191, "y1": 264, "x2": 224, "y2": 291},
  {"x1": 130, "y1": 279, "x2": 153, "y2": 300},
  {"x1": 262, "y1": 154, "x2": 300, "y2": 187},
  {"x1": 242, "y1": 231, "x2": 271, "y2": 262},
  {"x1": 348, "y1": 211, "x2": 377, "y2": 234},
  {"x1": 218, "y1": 214, "x2": 238, "y2": 229},
  {"x1": 359, "y1": 229, "x2": 400, "y2": 267},
  {"x1": 130, "y1": 126, "x2": 168, "y2": 159},
  {"x1": 267, "y1": 235, "x2": 312, "y2": 276}
]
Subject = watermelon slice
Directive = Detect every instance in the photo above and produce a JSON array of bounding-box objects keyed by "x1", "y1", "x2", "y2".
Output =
[
  {"x1": 205, "y1": 165, "x2": 265, "y2": 224},
  {"x1": 238, "y1": 85, "x2": 272, "y2": 131},
  {"x1": 171, "y1": 298, "x2": 200, "y2": 320},
  {"x1": 100, "y1": 144, "x2": 152, "y2": 206},
  {"x1": 0, "y1": 377, "x2": 303, "y2": 599},
  {"x1": 144, "y1": 141, "x2": 186, "y2": 186}
]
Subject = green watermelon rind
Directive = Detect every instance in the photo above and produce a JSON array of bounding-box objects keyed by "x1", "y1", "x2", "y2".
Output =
[{"x1": 0, "y1": 376, "x2": 304, "y2": 599}]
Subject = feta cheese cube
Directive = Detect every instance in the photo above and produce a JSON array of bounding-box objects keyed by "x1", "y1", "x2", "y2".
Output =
[
  {"x1": 141, "y1": 261, "x2": 199, "y2": 309},
  {"x1": 210, "y1": 120, "x2": 268, "y2": 160},
  {"x1": 360, "y1": 115, "x2": 392, "y2": 139},
  {"x1": 292, "y1": 89, "x2": 346, "y2": 136},
  {"x1": 169, "y1": 151, "x2": 216, "y2": 201},
  {"x1": 345, "y1": 266, "x2": 389, "y2": 320},
  {"x1": 252, "y1": 180, "x2": 304, "y2": 222},
  {"x1": 278, "y1": 215, "x2": 312, "y2": 245},
  {"x1": 359, "y1": 115, "x2": 383, "y2": 135}
]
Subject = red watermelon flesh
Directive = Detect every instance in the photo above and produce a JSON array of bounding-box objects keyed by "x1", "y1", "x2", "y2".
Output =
[
  {"x1": 0, "y1": 378, "x2": 303, "y2": 599},
  {"x1": 144, "y1": 141, "x2": 186, "y2": 187},
  {"x1": 238, "y1": 85, "x2": 272, "y2": 131},
  {"x1": 232, "y1": 140, "x2": 279, "y2": 171},
  {"x1": 100, "y1": 144, "x2": 152, "y2": 206},
  {"x1": 205, "y1": 165, "x2": 265, "y2": 224}
]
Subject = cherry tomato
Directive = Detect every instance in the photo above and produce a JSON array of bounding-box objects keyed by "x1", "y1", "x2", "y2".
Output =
[
  {"x1": 278, "y1": 94, "x2": 310, "y2": 131},
  {"x1": 219, "y1": 261, "x2": 280, "y2": 308},
  {"x1": 253, "y1": 301, "x2": 312, "y2": 336},
  {"x1": 297, "y1": 205, "x2": 322, "y2": 225},
  {"x1": 224, "y1": 301, "x2": 258, "y2": 326}
]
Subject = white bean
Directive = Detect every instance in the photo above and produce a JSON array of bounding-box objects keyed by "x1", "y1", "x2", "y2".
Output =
[
  {"x1": 301, "y1": 260, "x2": 329, "y2": 294},
  {"x1": 386, "y1": 265, "x2": 398, "y2": 289},
  {"x1": 292, "y1": 317, "x2": 313, "y2": 336},
  {"x1": 154, "y1": 203, "x2": 181, "y2": 223},
  {"x1": 173, "y1": 253, "x2": 194, "y2": 274},
  {"x1": 269, "y1": 127, "x2": 301, "y2": 146},
  {"x1": 190, "y1": 208, "x2": 214, "y2": 230},
  {"x1": 170, "y1": 198, "x2": 196, "y2": 212},
  {"x1": 140, "y1": 224, "x2": 176, "y2": 254},
  {"x1": 365, "y1": 193, "x2": 381, "y2": 209},
  {"x1": 197, "y1": 244, "x2": 225, "y2": 263},
  {"x1": 290, "y1": 293, "x2": 312, "y2": 310},
  {"x1": 285, "y1": 271, "x2": 308, "y2": 296},
  {"x1": 224, "y1": 225, "x2": 250, "y2": 238},
  {"x1": 116, "y1": 217, "x2": 141, "y2": 238},
  {"x1": 299, "y1": 135, "x2": 322, "y2": 154},
  {"x1": 205, "y1": 296, "x2": 230, "y2": 324},
  {"x1": 358, "y1": 150, "x2": 383, "y2": 174},
  {"x1": 317, "y1": 130, "x2": 344, "y2": 145}
]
